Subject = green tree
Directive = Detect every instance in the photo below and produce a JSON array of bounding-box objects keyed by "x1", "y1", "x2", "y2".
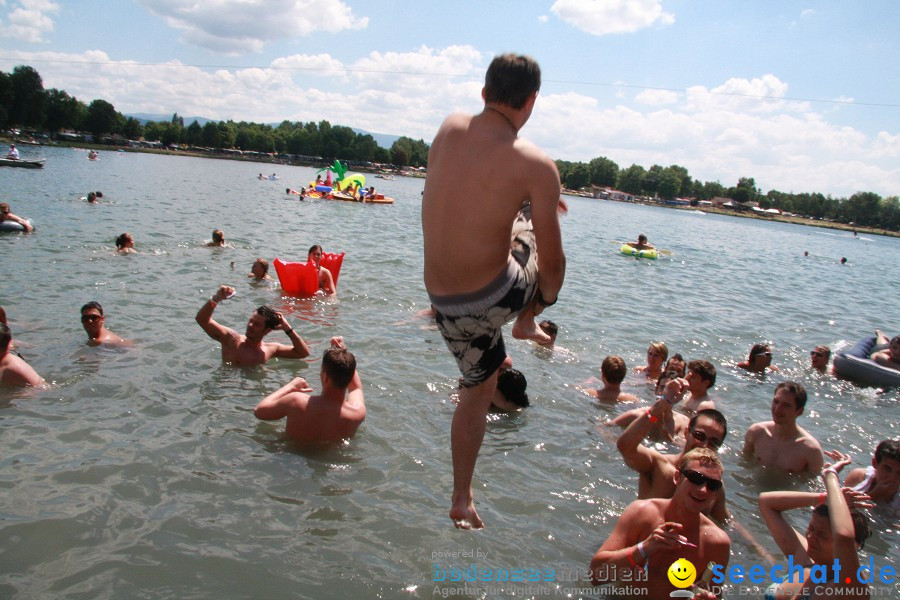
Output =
[
  {"x1": 657, "y1": 168, "x2": 682, "y2": 200},
  {"x1": 84, "y1": 99, "x2": 120, "y2": 140},
  {"x1": 122, "y1": 117, "x2": 143, "y2": 140},
  {"x1": 44, "y1": 89, "x2": 85, "y2": 135},
  {"x1": 0, "y1": 71, "x2": 13, "y2": 130},
  {"x1": 617, "y1": 164, "x2": 646, "y2": 195},
  {"x1": 391, "y1": 145, "x2": 409, "y2": 166},
  {"x1": 563, "y1": 163, "x2": 591, "y2": 189},
  {"x1": 9, "y1": 65, "x2": 46, "y2": 128},
  {"x1": 642, "y1": 164, "x2": 664, "y2": 196},
  {"x1": 588, "y1": 156, "x2": 619, "y2": 187},
  {"x1": 184, "y1": 120, "x2": 203, "y2": 146}
]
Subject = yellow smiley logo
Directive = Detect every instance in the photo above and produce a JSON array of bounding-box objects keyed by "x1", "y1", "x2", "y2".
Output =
[{"x1": 667, "y1": 558, "x2": 697, "y2": 588}]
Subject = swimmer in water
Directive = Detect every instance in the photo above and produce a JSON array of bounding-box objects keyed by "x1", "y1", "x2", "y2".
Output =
[
  {"x1": 490, "y1": 367, "x2": 529, "y2": 412},
  {"x1": 81, "y1": 302, "x2": 130, "y2": 346},
  {"x1": 195, "y1": 285, "x2": 310, "y2": 366},
  {"x1": 0, "y1": 322, "x2": 44, "y2": 387},
  {"x1": 307, "y1": 245, "x2": 336, "y2": 295},
  {"x1": 869, "y1": 332, "x2": 900, "y2": 372},
  {"x1": 842, "y1": 439, "x2": 900, "y2": 508},
  {"x1": 810, "y1": 345, "x2": 831, "y2": 372},
  {"x1": 624, "y1": 234, "x2": 654, "y2": 250},
  {"x1": 248, "y1": 258, "x2": 271, "y2": 281},
  {"x1": 115, "y1": 233, "x2": 136, "y2": 254},
  {"x1": 634, "y1": 341, "x2": 668, "y2": 380},
  {"x1": 737, "y1": 343, "x2": 780, "y2": 373},
  {"x1": 206, "y1": 229, "x2": 225, "y2": 247},
  {"x1": 0, "y1": 202, "x2": 34, "y2": 233},
  {"x1": 586, "y1": 355, "x2": 639, "y2": 403}
]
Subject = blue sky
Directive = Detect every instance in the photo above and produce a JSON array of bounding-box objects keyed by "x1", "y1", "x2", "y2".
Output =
[{"x1": 1, "y1": 0, "x2": 898, "y2": 197}]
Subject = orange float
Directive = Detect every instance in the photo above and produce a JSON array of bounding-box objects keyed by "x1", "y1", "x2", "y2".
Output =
[{"x1": 273, "y1": 253, "x2": 344, "y2": 296}]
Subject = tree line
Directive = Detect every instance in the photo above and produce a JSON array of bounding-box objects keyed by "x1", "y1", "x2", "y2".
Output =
[
  {"x1": 2, "y1": 64, "x2": 897, "y2": 231},
  {"x1": 0, "y1": 65, "x2": 429, "y2": 167}
]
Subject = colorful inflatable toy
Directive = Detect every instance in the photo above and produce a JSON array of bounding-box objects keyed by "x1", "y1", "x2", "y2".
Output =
[{"x1": 273, "y1": 253, "x2": 345, "y2": 296}]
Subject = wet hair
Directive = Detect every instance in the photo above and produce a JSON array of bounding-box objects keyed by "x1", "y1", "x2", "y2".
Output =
[
  {"x1": 253, "y1": 258, "x2": 269, "y2": 276},
  {"x1": 87, "y1": 192, "x2": 97, "y2": 202},
  {"x1": 748, "y1": 343, "x2": 771, "y2": 362},
  {"x1": 813, "y1": 345, "x2": 831, "y2": 360},
  {"x1": 308, "y1": 244, "x2": 323, "y2": 255},
  {"x1": 95, "y1": 191, "x2": 103, "y2": 198},
  {"x1": 677, "y1": 447, "x2": 723, "y2": 471},
  {"x1": 648, "y1": 341, "x2": 668, "y2": 363},
  {"x1": 496, "y1": 367, "x2": 529, "y2": 407},
  {"x1": 538, "y1": 319, "x2": 558, "y2": 337},
  {"x1": 0, "y1": 202, "x2": 9, "y2": 214},
  {"x1": 483, "y1": 54, "x2": 541, "y2": 110},
  {"x1": 212, "y1": 229, "x2": 224, "y2": 243},
  {"x1": 322, "y1": 348, "x2": 356, "y2": 388},
  {"x1": 775, "y1": 381, "x2": 808, "y2": 411},
  {"x1": 115, "y1": 233, "x2": 132, "y2": 249},
  {"x1": 638, "y1": 234, "x2": 648, "y2": 244},
  {"x1": 255, "y1": 306, "x2": 280, "y2": 329},
  {"x1": 688, "y1": 359, "x2": 717, "y2": 388},
  {"x1": 601, "y1": 355, "x2": 627, "y2": 385},
  {"x1": 874, "y1": 439, "x2": 900, "y2": 464},
  {"x1": 0, "y1": 322, "x2": 11, "y2": 351},
  {"x1": 81, "y1": 301, "x2": 104, "y2": 316},
  {"x1": 812, "y1": 504, "x2": 871, "y2": 549},
  {"x1": 689, "y1": 409, "x2": 728, "y2": 443}
]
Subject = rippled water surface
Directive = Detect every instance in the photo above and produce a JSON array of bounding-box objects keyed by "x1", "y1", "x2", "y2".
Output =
[{"x1": 1, "y1": 146, "x2": 898, "y2": 599}]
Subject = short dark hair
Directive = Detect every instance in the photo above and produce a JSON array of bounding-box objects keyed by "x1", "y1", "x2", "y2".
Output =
[
  {"x1": 115, "y1": 233, "x2": 132, "y2": 249},
  {"x1": 813, "y1": 345, "x2": 831, "y2": 360},
  {"x1": 812, "y1": 504, "x2": 871, "y2": 548},
  {"x1": 255, "y1": 306, "x2": 280, "y2": 329},
  {"x1": 775, "y1": 381, "x2": 808, "y2": 411},
  {"x1": 497, "y1": 367, "x2": 529, "y2": 407},
  {"x1": 212, "y1": 229, "x2": 224, "y2": 243},
  {"x1": 484, "y1": 54, "x2": 541, "y2": 110},
  {"x1": 254, "y1": 258, "x2": 269, "y2": 275},
  {"x1": 0, "y1": 322, "x2": 11, "y2": 351},
  {"x1": 538, "y1": 319, "x2": 558, "y2": 337},
  {"x1": 638, "y1": 234, "x2": 648, "y2": 243},
  {"x1": 688, "y1": 359, "x2": 716, "y2": 388},
  {"x1": 665, "y1": 354, "x2": 686, "y2": 377},
  {"x1": 874, "y1": 439, "x2": 900, "y2": 464},
  {"x1": 308, "y1": 244, "x2": 322, "y2": 255},
  {"x1": 323, "y1": 348, "x2": 356, "y2": 388},
  {"x1": 81, "y1": 301, "x2": 104, "y2": 315},
  {"x1": 689, "y1": 409, "x2": 728, "y2": 443},
  {"x1": 601, "y1": 355, "x2": 627, "y2": 385}
]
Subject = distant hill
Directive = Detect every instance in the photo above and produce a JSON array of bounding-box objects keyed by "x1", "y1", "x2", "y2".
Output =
[{"x1": 125, "y1": 113, "x2": 399, "y2": 149}]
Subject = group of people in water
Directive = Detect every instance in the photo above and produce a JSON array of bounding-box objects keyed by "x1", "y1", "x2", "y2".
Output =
[{"x1": 3, "y1": 54, "x2": 897, "y2": 598}]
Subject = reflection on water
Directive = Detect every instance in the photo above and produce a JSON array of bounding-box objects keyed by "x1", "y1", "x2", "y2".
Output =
[{"x1": 1, "y1": 147, "x2": 898, "y2": 598}]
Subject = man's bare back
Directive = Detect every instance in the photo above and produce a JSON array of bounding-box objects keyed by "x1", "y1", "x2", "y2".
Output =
[{"x1": 744, "y1": 421, "x2": 824, "y2": 473}]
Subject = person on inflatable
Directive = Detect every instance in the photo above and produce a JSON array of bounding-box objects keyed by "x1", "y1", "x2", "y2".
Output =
[
  {"x1": 625, "y1": 234, "x2": 654, "y2": 250},
  {"x1": 0, "y1": 202, "x2": 34, "y2": 233},
  {"x1": 308, "y1": 245, "x2": 336, "y2": 295},
  {"x1": 870, "y1": 331, "x2": 900, "y2": 372}
]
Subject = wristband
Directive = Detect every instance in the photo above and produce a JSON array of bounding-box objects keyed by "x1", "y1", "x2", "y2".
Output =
[
  {"x1": 626, "y1": 545, "x2": 641, "y2": 568},
  {"x1": 821, "y1": 467, "x2": 839, "y2": 479},
  {"x1": 817, "y1": 493, "x2": 826, "y2": 505},
  {"x1": 646, "y1": 409, "x2": 659, "y2": 424},
  {"x1": 536, "y1": 291, "x2": 556, "y2": 308},
  {"x1": 209, "y1": 297, "x2": 219, "y2": 305},
  {"x1": 284, "y1": 328, "x2": 294, "y2": 335},
  {"x1": 636, "y1": 541, "x2": 648, "y2": 560}
]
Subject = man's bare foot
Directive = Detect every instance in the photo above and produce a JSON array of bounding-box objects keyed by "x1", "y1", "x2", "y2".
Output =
[
  {"x1": 511, "y1": 318, "x2": 552, "y2": 345},
  {"x1": 450, "y1": 499, "x2": 484, "y2": 530}
]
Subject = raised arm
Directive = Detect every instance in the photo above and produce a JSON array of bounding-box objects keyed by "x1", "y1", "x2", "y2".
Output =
[
  {"x1": 270, "y1": 313, "x2": 310, "y2": 359},
  {"x1": 616, "y1": 398, "x2": 670, "y2": 473},
  {"x1": 254, "y1": 377, "x2": 312, "y2": 420},
  {"x1": 195, "y1": 285, "x2": 234, "y2": 341},
  {"x1": 757, "y1": 490, "x2": 814, "y2": 562}
]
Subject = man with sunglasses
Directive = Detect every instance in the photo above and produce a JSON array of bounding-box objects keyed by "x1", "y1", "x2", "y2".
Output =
[
  {"x1": 809, "y1": 345, "x2": 831, "y2": 372},
  {"x1": 743, "y1": 381, "x2": 824, "y2": 474},
  {"x1": 616, "y1": 383, "x2": 729, "y2": 521},
  {"x1": 590, "y1": 448, "x2": 730, "y2": 599},
  {"x1": 80, "y1": 302, "x2": 129, "y2": 346}
]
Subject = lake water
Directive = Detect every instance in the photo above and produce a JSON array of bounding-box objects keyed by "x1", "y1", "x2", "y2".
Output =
[{"x1": 1, "y1": 145, "x2": 898, "y2": 599}]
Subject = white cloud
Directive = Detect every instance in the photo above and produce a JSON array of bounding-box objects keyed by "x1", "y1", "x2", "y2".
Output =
[
  {"x1": 801, "y1": 9, "x2": 815, "y2": 18},
  {"x1": 634, "y1": 88, "x2": 678, "y2": 105},
  {"x1": 550, "y1": 0, "x2": 674, "y2": 36},
  {"x1": 538, "y1": 14, "x2": 548, "y2": 23},
  {"x1": 137, "y1": 0, "x2": 368, "y2": 54},
  {"x1": 0, "y1": 48, "x2": 895, "y2": 197},
  {"x1": 0, "y1": 0, "x2": 59, "y2": 42}
]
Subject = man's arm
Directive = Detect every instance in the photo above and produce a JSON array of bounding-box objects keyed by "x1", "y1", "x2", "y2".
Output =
[
  {"x1": 320, "y1": 268, "x2": 336, "y2": 295},
  {"x1": 270, "y1": 313, "x2": 310, "y2": 359},
  {"x1": 528, "y1": 156, "x2": 565, "y2": 308},
  {"x1": 4, "y1": 357, "x2": 45, "y2": 387},
  {"x1": 254, "y1": 377, "x2": 312, "y2": 420},
  {"x1": 805, "y1": 441, "x2": 825, "y2": 474},
  {"x1": 742, "y1": 425, "x2": 759, "y2": 459},
  {"x1": 195, "y1": 285, "x2": 234, "y2": 341},
  {"x1": 7, "y1": 213, "x2": 33, "y2": 233},
  {"x1": 616, "y1": 400, "x2": 668, "y2": 474}
]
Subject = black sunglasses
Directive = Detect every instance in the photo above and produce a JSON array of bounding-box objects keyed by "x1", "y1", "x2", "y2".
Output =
[
  {"x1": 690, "y1": 428, "x2": 723, "y2": 450},
  {"x1": 680, "y1": 468, "x2": 723, "y2": 491},
  {"x1": 81, "y1": 314, "x2": 102, "y2": 322}
]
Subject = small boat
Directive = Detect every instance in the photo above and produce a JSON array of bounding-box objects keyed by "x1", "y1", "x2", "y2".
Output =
[{"x1": 0, "y1": 157, "x2": 45, "y2": 169}]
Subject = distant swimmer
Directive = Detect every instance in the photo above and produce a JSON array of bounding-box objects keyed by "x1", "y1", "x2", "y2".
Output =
[
  {"x1": 0, "y1": 202, "x2": 34, "y2": 233},
  {"x1": 810, "y1": 345, "x2": 831, "y2": 372},
  {"x1": 206, "y1": 229, "x2": 225, "y2": 247},
  {"x1": 115, "y1": 233, "x2": 136, "y2": 254},
  {"x1": 6, "y1": 143, "x2": 19, "y2": 160},
  {"x1": 590, "y1": 447, "x2": 731, "y2": 598},
  {"x1": 737, "y1": 342, "x2": 780, "y2": 373},
  {"x1": 634, "y1": 341, "x2": 667, "y2": 380},
  {"x1": 0, "y1": 323, "x2": 44, "y2": 387},
  {"x1": 678, "y1": 360, "x2": 717, "y2": 413},
  {"x1": 422, "y1": 54, "x2": 565, "y2": 528},
  {"x1": 840, "y1": 256, "x2": 848, "y2": 265},
  {"x1": 869, "y1": 331, "x2": 900, "y2": 371},
  {"x1": 85, "y1": 191, "x2": 104, "y2": 203},
  {"x1": 307, "y1": 245, "x2": 336, "y2": 295},
  {"x1": 743, "y1": 381, "x2": 824, "y2": 474},
  {"x1": 254, "y1": 336, "x2": 364, "y2": 443},
  {"x1": 586, "y1": 355, "x2": 639, "y2": 403},
  {"x1": 81, "y1": 302, "x2": 130, "y2": 346},
  {"x1": 536, "y1": 319, "x2": 557, "y2": 347},
  {"x1": 248, "y1": 258, "x2": 271, "y2": 281},
  {"x1": 842, "y1": 439, "x2": 900, "y2": 508},
  {"x1": 624, "y1": 234, "x2": 654, "y2": 250},
  {"x1": 195, "y1": 285, "x2": 310, "y2": 366}
]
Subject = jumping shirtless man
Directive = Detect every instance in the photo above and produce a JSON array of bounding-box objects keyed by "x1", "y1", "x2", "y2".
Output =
[
  {"x1": 422, "y1": 54, "x2": 565, "y2": 528},
  {"x1": 196, "y1": 285, "x2": 310, "y2": 366}
]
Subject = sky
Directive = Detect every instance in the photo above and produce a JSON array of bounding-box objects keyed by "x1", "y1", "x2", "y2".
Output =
[{"x1": 0, "y1": 0, "x2": 898, "y2": 198}]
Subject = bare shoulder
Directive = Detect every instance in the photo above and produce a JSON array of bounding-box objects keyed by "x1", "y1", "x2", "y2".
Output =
[
  {"x1": 843, "y1": 467, "x2": 866, "y2": 487},
  {"x1": 799, "y1": 427, "x2": 823, "y2": 449},
  {"x1": 746, "y1": 421, "x2": 770, "y2": 437},
  {"x1": 701, "y1": 514, "x2": 731, "y2": 545}
]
